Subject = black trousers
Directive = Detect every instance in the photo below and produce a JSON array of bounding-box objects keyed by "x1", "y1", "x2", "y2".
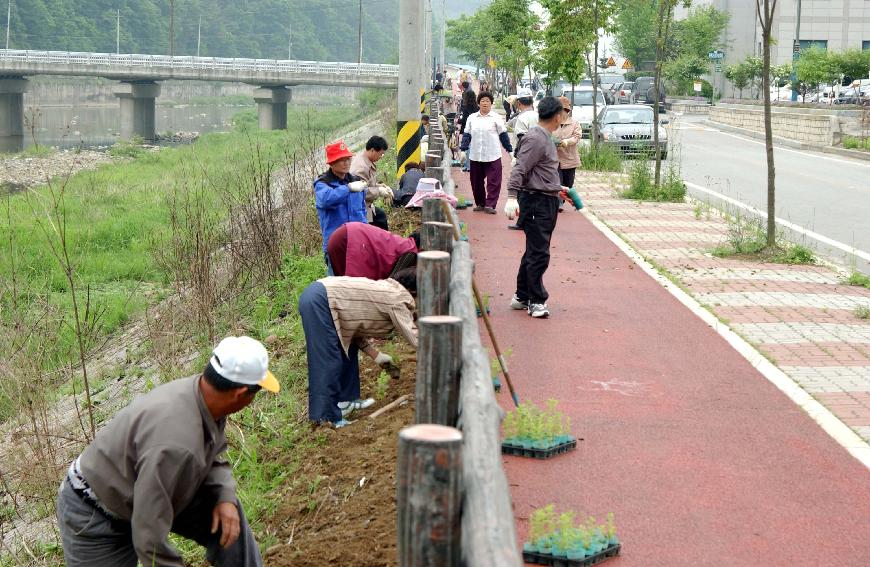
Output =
[
  {"x1": 371, "y1": 206, "x2": 389, "y2": 231},
  {"x1": 559, "y1": 167, "x2": 576, "y2": 189},
  {"x1": 515, "y1": 191, "x2": 559, "y2": 305}
]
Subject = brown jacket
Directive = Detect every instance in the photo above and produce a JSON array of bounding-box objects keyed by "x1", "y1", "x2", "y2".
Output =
[{"x1": 554, "y1": 117, "x2": 582, "y2": 169}]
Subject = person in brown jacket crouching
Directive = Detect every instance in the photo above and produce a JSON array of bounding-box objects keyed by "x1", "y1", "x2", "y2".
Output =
[{"x1": 56, "y1": 336, "x2": 279, "y2": 567}]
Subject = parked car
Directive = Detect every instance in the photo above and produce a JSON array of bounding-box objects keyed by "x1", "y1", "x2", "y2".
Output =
[
  {"x1": 616, "y1": 81, "x2": 635, "y2": 104},
  {"x1": 597, "y1": 105, "x2": 668, "y2": 159},
  {"x1": 598, "y1": 73, "x2": 624, "y2": 103},
  {"x1": 631, "y1": 76, "x2": 666, "y2": 113},
  {"x1": 562, "y1": 87, "x2": 607, "y2": 139}
]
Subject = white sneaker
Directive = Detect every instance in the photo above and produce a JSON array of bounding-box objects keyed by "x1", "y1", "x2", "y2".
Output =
[
  {"x1": 528, "y1": 303, "x2": 550, "y2": 318},
  {"x1": 510, "y1": 294, "x2": 528, "y2": 310},
  {"x1": 338, "y1": 398, "x2": 375, "y2": 418}
]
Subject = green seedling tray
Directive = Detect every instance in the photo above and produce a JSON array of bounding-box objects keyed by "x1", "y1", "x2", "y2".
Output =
[
  {"x1": 501, "y1": 437, "x2": 577, "y2": 459},
  {"x1": 492, "y1": 376, "x2": 502, "y2": 392},
  {"x1": 523, "y1": 543, "x2": 620, "y2": 566}
]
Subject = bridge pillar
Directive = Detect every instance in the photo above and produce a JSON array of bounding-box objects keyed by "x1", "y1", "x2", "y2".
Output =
[
  {"x1": 114, "y1": 81, "x2": 161, "y2": 141},
  {"x1": 0, "y1": 78, "x2": 28, "y2": 152},
  {"x1": 254, "y1": 87, "x2": 290, "y2": 130}
]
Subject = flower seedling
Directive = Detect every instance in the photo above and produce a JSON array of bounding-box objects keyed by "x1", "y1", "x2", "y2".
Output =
[
  {"x1": 523, "y1": 505, "x2": 621, "y2": 566},
  {"x1": 475, "y1": 292, "x2": 491, "y2": 317},
  {"x1": 501, "y1": 399, "x2": 577, "y2": 458}
]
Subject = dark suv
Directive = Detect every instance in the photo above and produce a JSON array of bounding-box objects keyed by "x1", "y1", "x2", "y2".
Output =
[{"x1": 631, "y1": 76, "x2": 666, "y2": 113}]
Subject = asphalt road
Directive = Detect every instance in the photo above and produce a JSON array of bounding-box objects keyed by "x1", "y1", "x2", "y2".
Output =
[{"x1": 670, "y1": 115, "x2": 870, "y2": 254}]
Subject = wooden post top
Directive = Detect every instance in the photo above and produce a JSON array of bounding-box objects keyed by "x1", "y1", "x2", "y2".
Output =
[
  {"x1": 399, "y1": 424, "x2": 463, "y2": 443},
  {"x1": 417, "y1": 315, "x2": 462, "y2": 325},
  {"x1": 418, "y1": 250, "x2": 450, "y2": 260}
]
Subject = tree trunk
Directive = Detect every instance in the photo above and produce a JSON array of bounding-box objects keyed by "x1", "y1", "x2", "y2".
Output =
[
  {"x1": 761, "y1": 15, "x2": 776, "y2": 246},
  {"x1": 591, "y1": 2, "x2": 600, "y2": 149},
  {"x1": 653, "y1": 0, "x2": 671, "y2": 188}
]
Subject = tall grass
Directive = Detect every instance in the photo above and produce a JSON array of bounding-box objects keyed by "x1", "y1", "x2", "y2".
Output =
[
  {"x1": 579, "y1": 143, "x2": 623, "y2": 172},
  {"x1": 620, "y1": 158, "x2": 686, "y2": 202}
]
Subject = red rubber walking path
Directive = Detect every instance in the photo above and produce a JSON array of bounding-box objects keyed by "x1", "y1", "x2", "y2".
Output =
[{"x1": 451, "y1": 161, "x2": 870, "y2": 566}]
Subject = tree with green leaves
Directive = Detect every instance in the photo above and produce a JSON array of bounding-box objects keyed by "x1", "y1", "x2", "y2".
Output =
[
  {"x1": 664, "y1": 5, "x2": 728, "y2": 95},
  {"x1": 756, "y1": 0, "x2": 778, "y2": 248},
  {"x1": 613, "y1": 0, "x2": 658, "y2": 72},
  {"x1": 795, "y1": 47, "x2": 837, "y2": 96},
  {"x1": 725, "y1": 62, "x2": 750, "y2": 98}
]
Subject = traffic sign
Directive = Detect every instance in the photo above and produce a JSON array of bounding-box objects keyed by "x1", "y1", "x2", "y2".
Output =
[
  {"x1": 715, "y1": 63, "x2": 722, "y2": 72},
  {"x1": 707, "y1": 49, "x2": 725, "y2": 60},
  {"x1": 606, "y1": 56, "x2": 616, "y2": 67},
  {"x1": 622, "y1": 58, "x2": 633, "y2": 69}
]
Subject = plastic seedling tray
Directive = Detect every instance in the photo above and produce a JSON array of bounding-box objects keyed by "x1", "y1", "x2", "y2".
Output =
[
  {"x1": 501, "y1": 437, "x2": 577, "y2": 459},
  {"x1": 492, "y1": 375, "x2": 502, "y2": 392},
  {"x1": 523, "y1": 543, "x2": 620, "y2": 566}
]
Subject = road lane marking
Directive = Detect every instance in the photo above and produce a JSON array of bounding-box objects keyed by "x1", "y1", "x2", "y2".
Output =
[
  {"x1": 684, "y1": 181, "x2": 870, "y2": 264},
  {"x1": 581, "y1": 208, "x2": 870, "y2": 469}
]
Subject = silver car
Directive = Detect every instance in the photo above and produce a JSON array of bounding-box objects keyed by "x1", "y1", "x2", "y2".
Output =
[{"x1": 598, "y1": 105, "x2": 668, "y2": 159}]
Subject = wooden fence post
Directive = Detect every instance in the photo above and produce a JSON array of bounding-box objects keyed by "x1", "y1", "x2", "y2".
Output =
[
  {"x1": 422, "y1": 198, "x2": 448, "y2": 223},
  {"x1": 397, "y1": 424, "x2": 463, "y2": 567},
  {"x1": 417, "y1": 250, "x2": 450, "y2": 317},
  {"x1": 415, "y1": 315, "x2": 462, "y2": 426},
  {"x1": 421, "y1": 221, "x2": 454, "y2": 253}
]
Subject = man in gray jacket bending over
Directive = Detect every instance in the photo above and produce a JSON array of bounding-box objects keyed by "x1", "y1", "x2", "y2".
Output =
[{"x1": 56, "y1": 336, "x2": 280, "y2": 567}]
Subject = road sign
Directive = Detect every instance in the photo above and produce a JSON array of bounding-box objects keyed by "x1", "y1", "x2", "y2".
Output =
[
  {"x1": 707, "y1": 49, "x2": 725, "y2": 60},
  {"x1": 793, "y1": 39, "x2": 801, "y2": 54},
  {"x1": 693, "y1": 80, "x2": 703, "y2": 93},
  {"x1": 622, "y1": 58, "x2": 633, "y2": 69},
  {"x1": 714, "y1": 63, "x2": 722, "y2": 72},
  {"x1": 606, "y1": 56, "x2": 616, "y2": 67}
]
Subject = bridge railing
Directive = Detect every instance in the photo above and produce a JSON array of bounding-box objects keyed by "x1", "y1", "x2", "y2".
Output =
[{"x1": 0, "y1": 49, "x2": 399, "y2": 78}]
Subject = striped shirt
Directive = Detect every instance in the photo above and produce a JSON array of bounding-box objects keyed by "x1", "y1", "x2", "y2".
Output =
[{"x1": 320, "y1": 277, "x2": 418, "y2": 353}]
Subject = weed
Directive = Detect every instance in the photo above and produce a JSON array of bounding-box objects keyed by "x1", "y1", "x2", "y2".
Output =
[
  {"x1": 775, "y1": 244, "x2": 815, "y2": 265},
  {"x1": 847, "y1": 272, "x2": 870, "y2": 289},
  {"x1": 842, "y1": 136, "x2": 870, "y2": 151},
  {"x1": 375, "y1": 370, "x2": 391, "y2": 400},
  {"x1": 621, "y1": 159, "x2": 686, "y2": 202},
  {"x1": 855, "y1": 305, "x2": 870, "y2": 319},
  {"x1": 579, "y1": 143, "x2": 623, "y2": 172}
]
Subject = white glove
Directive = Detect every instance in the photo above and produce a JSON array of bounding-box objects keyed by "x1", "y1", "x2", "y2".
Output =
[
  {"x1": 563, "y1": 137, "x2": 577, "y2": 147},
  {"x1": 375, "y1": 352, "x2": 393, "y2": 366},
  {"x1": 504, "y1": 197, "x2": 519, "y2": 220},
  {"x1": 459, "y1": 151, "x2": 467, "y2": 162},
  {"x1": 511, "y1": 156, "x2": 517, "y2": 167},
  {"x1": 378, "y1": 185, "x2": 394, "y2": 199},
  {"x1": 375, "y1": 352, "x2": 400, "y2": 379},
  {"x1": 348, "y1": 180, "x2": 367, "y2": 192}
]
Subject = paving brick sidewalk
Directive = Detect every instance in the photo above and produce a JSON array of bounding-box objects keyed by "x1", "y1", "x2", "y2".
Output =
[{"x1": 576, "y1": 169, "x2": 870, "y2": 443}]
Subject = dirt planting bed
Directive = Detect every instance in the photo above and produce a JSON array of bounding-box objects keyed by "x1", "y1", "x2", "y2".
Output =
[{"x1": 263, "y1": 343, "x2": 416, "y2": 566}]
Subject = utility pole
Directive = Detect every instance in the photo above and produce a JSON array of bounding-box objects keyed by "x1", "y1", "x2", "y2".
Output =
[
  {"x1": 116, "y1": 9, "x2": 121, "y2": 54},
  {"x1": 197, "y1": 15, "x2": 201, "y2": 57},
  {"x1": 439, "y1": 0, "x2": 446, "y2": 74},
  {"x1": 357, "y1": 0, "x2": 363, "y2": 65},
  {"x1": 790, "y1": 0, "x2": 801, "y2": 101},
  {"x1": 169, "y1": 0, "x2": 174, "y2": 56},
  {"x1": 397, "y1": 0, "x2": 424, "y2": 177},
  {"x1": 5, "y1": 0, "x2": 11, "y2": 50},
  {"x1": 288, "y1": 23, "x2": 292, "y2": 59}
]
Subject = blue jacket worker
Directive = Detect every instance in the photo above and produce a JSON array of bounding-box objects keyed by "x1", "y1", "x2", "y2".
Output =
[
  {"x1": 56, "y1": 336, "x2": 280, "y2": 567},
  {"x1": 314, "y1": 140, "x2": 368, "y2": 273},
  {"x1": 298, "y1": 273, "x2": 418, "y2": 427}
]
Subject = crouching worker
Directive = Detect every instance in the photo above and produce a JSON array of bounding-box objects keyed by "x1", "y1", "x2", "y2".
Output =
[
  {"x1": 327, "y1": 221, "x2": 419, "y2": 279},
  {"x1": 56, "y1": 336, "x2": 280, "y2": 567},
  {"x1": 299, "y1": 272, "x2": 418, "y2": 427}
]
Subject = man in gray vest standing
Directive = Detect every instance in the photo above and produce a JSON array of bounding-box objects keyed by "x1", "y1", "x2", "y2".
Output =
[{"x1": 56, "y1": 336, "x2": 280, "y2": 567}]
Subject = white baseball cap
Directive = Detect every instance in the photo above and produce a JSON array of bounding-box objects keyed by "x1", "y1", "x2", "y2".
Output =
[
  {"x1": 210, "y1": 336, "x2": 279, "y2": 393},
  {"x1": 516, "y1": 87, "x2": 533, "y2": 98}
]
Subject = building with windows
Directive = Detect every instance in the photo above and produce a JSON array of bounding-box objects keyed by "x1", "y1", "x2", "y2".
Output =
[{"x1": 676, "y1": 0, "x2": 870, "y2": 95}]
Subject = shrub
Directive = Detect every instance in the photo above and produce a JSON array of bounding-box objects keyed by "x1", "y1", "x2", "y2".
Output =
[
  {"x1": 621, "y1": 159, "x2": 686, "y2": 202},
  {"x1": 108, "y1": 137, "x2": 147, "y2": 158},
  {"x1": 776, "y1": 244, "x2": 815, "y2": 265},
  {"x1": 855, "y1": 305, "x2": 870, "y2": 319},
  {"x1": 579, "y1": 143, "x2": 623, "y2": 172},
  {"x1": 847, "y1": 272, "x2": 870, "y2": 289}
]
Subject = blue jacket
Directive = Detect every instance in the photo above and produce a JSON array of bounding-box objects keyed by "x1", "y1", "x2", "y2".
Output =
[{"x1": 313, "y1": 170, "x2": 368, "y2": 252}]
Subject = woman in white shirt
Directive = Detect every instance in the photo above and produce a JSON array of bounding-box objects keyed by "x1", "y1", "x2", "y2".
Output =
[{"x1": 459, "y1": 92, "x2": 514, "y2": 213}]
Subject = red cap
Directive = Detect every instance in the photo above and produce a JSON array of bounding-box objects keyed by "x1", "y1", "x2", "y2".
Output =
[{"x1": 325, "y1": 140, "x2": 353, "y2": 164}]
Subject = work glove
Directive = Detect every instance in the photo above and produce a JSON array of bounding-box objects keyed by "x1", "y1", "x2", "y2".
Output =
[
  {"x1": 378, "y1": 185, "x2": 394, "y2": 199},
  {"x1": 375, "y1": 352, "x2": 401, "y2": 379},
  {"x1": 511, "y1": 156, "x2": 517, "y2": 167},
  {"x1": 504, "y1": 197, "x2": 519, "y2": 220},
  {"x1": 459, "y1": 150, "x2": 467, "y2": 162},
  {"x1": 348, "y1": 180, "x2": 367, "y2": 192}
]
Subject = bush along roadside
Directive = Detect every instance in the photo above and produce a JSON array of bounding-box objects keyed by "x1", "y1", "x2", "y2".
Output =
[
  {"x1": 710, "y1": 210, "x2": 816, "y2": 265},
  {"x1": 524, "y1": 505, "x2": 621, "y2": 565},
  {"x1": 620, "y1": 158, "x2": 686, "y2": 202},
  {"x1": 847, "y1": 272, "x2": 870, "y2": 289},
  {"x1": 579, "y1": 143, "x2": 623, "y2": 173},
  {"x1": 501, "y1": 400, "x2": 577, "y2": 459},
  {"x1": 843, "y1": 136, "x2": 870, "y2": 152}
]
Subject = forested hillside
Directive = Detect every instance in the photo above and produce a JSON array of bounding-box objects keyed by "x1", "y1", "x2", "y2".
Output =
[{"x1": 7, "y1": 0, "x2": 408, "y2": 62}]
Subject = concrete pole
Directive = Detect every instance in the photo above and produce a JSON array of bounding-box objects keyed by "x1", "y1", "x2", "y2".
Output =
[
  {"x1": 0, "y1": 77, "x2": 26, "y2": 152},
  {"x1": 357, "y1": 0, "x2": 363, "y2": 65},
  {"x1": 5, "y1": 0, "x2": 11, "y2": 50},
  {"x1": 439, "y1": 0, "x2": 446, "y2": 73},
  {"x1": 197, "y1": 15, "x2": 201, "y2": 57},
  {"x1": 114, "y1": 81, "x2": 161, "y2": 141},
  {"x1": 791, "y1": 0, "x2": 802, "y2": 101},
  {"x1": 116, "y1": 9, "x2": 120, "y2": 54},
  {"x1": 397, "y1": 0, "x2": 424, "y2": 177}
]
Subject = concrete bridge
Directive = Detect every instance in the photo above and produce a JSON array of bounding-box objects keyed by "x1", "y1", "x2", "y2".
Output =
[{"x1": 0, "y1": 49, "x2": 399, "y2": 148}]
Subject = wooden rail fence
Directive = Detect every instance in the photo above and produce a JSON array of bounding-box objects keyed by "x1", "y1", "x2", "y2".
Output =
[{"x1": 396, "y1": 97, "x2": 521, "y2": 567}]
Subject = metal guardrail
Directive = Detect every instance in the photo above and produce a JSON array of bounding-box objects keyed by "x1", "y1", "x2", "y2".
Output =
[{"x1": 0, "y1": 49, "x2": 399, "y2": 79}]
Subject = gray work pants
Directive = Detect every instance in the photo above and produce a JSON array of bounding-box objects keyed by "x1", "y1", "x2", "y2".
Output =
[{"x1": 56, "y1": 480, "x2": 262, "y2": 567}]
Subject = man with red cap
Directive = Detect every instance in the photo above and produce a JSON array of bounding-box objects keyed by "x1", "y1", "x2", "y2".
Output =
[{"x1": 314, "y1": 140, "x2": 369, "y2": 274}]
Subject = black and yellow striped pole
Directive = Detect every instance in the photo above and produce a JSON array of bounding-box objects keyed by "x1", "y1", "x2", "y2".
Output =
[{"x1": 397, "y1": 0, "x2": 424, "y2": 178}]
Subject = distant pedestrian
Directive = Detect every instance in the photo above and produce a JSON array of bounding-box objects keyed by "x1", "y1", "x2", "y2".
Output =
[
  {"x1": 504, "y1": 97, "x2": 566, "y2": 318},
  {"x1": 395, "y1": 162, "x2": 426, "y2": 207},
  {"x1": 314, "y1": 140, "x2": 369, "y2": 274},
  {"x1": 327, "y1": 222, "x2": 419, "y2": 280},
  {"x1": 459, "y1": 82, "x2": 478, "y2": 172},
  {"x1": 460, "y1": 91, "x2": 513, "y2": 213},
  {"x1": 56, "y1": 336, "x2": 279, "y2": 567},
  {"x1": 554, "y1": 96, "x2": 582, "y2": 211},
  {"x1": 299, "y1": 275, "x2": 418, "y2": 427},
  {"x1": 350, "y1": 135, "x2": 394, "y2": 231},
  {"x1": 509, "y1": 87, "x2": 538, "y2": 146}
]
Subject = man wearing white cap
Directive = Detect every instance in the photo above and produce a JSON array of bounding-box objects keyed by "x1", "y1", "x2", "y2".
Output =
[
  {"x1": 510, "y1": 87, "x2": 539, "y2": 145},
  {"x1": 56, "y1": 336, "x2": 279, "y2": 567}
]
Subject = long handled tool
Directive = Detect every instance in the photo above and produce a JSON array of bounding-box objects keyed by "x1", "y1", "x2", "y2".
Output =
[{"x1": 439, "y1": 200, "x2": 520, "y2": 407}]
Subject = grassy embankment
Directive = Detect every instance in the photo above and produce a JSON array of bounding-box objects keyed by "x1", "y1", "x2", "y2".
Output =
[{"x1": 0, "y1": 91, "x2": 399, "y2": 565}]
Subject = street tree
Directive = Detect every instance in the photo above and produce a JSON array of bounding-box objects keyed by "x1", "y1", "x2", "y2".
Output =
[
  {"x1": 756, "y1": 0, "x2": 779, "y2": 248},
  {"x1": 724, "y1": 62, "x2": 750, "y2": 98},
  {"x1": 795, "y1": 47, "x2": 836, "y2": 96},
  {"x1": 664, "y1": 4, "x2": 728, "y2": 94},
  {"x1": 613, "y1": 0, "x2": 658, "y2": 73}
]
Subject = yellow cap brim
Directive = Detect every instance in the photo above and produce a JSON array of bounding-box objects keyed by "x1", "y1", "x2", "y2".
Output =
[{"x1": 258, "y1": 370, "x2": 280, "y2": 393}]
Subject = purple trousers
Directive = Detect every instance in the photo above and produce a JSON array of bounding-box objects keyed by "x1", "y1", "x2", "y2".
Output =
[{"x1": 469, "y1": 158, "x2": 503, "y2": 208}]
